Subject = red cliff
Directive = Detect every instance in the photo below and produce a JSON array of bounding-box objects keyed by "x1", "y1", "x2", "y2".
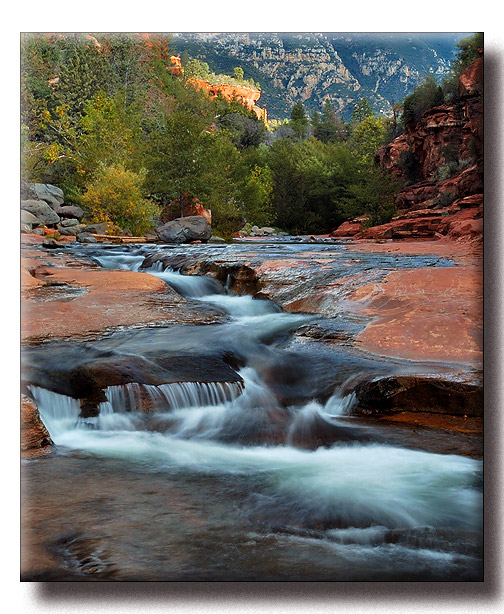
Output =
[
  {"x1": 187, "y1": 78, "x2": 267, "y2": 121},
  {"x1": 332, "y1": 52, "x2": 483, "y2": 244}
]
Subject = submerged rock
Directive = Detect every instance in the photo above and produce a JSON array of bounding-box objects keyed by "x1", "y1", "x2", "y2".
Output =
[{"x1": 352, "y1": 375, "x2": 483, "y2": 417}]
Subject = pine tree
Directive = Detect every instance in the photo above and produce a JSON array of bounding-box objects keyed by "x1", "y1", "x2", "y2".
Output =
[{"x1": 351, "y1": 97, "x2": 374, "y2": 123}]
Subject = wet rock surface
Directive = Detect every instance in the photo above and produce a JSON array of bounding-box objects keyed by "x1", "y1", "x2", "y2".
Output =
[
  {"x1": 21, "y1": 238, "x2": 483, "y2": 582},
  {"x1": 352, "y1": 375, "x2": 483, "y2": 417},
  {"x1": 21, "y1": 394, "x2": 53, "y2": 458}
]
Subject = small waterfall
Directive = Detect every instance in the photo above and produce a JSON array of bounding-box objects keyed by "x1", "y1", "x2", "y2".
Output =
[
  {"x1": 29, "y1": 386, "x2": 81, "y2": 437},
  {"x1": 147, "y1": 266, "x2": 223, "y2": 298},
  {"x1": 104, "y1": 380, "x2": 243, "y2": 413},
  {"x1": 29, "y1": 380, "x2": 244, "y2": 440},
  {"x1": 93, "y1": 254, "x2": 145, "y2": 271}
]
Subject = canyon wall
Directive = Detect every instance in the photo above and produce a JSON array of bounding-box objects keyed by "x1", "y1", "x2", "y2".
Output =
[{"x1": 332, "y1": 52, "x2": 483, "y2": 243}]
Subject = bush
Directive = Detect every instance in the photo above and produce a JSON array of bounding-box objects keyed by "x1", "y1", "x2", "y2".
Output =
[
  {"x1": 398, "y1": 148, "x2": 422, "y2": 184},
  {"x1": 402, "y1": 76, "x2": 444, "y2": 126},
  {"x1": 81, "y1": 164, "x2": 160, "y2": 235},
  {"x1": 435, "y1": 190, "x2": 457, "y2": 208}
]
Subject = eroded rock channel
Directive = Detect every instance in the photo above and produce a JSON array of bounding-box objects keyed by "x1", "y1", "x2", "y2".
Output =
[{"x1": 21, "y1": 239, "x2": 483, "y2": 581}]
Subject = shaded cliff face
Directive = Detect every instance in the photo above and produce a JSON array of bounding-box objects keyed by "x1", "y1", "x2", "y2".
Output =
[{"x1": 173, "y1": 33, "x2": 466, "y2": 119}]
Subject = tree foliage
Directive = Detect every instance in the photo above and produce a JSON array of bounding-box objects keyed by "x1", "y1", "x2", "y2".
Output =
[
  {"x1": 81, "y1": 164, "x2": 159, "y2": 235},
  {"x1": 402, "y1": 75, "x2": 444, "y2": 125},
  {"x1": 21, "y1": 32, "x2": 407, "y2": 237}
]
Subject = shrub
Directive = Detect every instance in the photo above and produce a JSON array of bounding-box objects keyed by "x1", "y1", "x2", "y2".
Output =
[
  {"x1": 402, "y1": 75, "x2": 444, "y2": 126},
  {"x1": 81, "y1": 164, "x2": 160, "y2": 235},
  {"x1": 398, "y1": 148, "x2": 422, "y2": 184},
  {"x1": 435, "y1": 190, "x2": 457, "y2": 208}
]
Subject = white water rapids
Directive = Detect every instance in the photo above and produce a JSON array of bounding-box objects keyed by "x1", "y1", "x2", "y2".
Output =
[{"x1": 28, "y1": 246, "x2": 483, "y2": 579}]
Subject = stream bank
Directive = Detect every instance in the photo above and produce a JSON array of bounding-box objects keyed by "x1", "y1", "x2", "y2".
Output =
[{"x1": 21, "y1": 237, "x2": 483, "y2": 581}]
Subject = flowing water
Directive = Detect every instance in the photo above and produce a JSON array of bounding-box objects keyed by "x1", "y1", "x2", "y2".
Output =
[{"x1": 21, "y1": 242, "x2": 483, "y2": 581}]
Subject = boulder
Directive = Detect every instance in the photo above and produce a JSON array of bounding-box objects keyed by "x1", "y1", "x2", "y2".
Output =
[
  {"x1": 209, "y1": 235, "x2": 226, "y2": 243},
  {"x1": 260, "y1": 227, "x2": 276, "y2": 236},
  {"x1": 77, "y1": 232, "x2": 98, "y2": 243},
  {"x1": 156, "y1": 216, "x2": 212, "y2": 244},
  {"x1": 20, "y1": 180, "x2": 37, "y2": 200},
  {"x1": 21, "y1": 200, "x2": 61, "y2": 225},
  {"x1": 160, "y1": 192, "x2": 212, "y2": 224},
  {"x1": 21, "y1": 210, "x2": 41, "y2": 233},
  {"x1": 60, "y1": 218, "x2": 80, "y2": 227},
  {"x1": 59, "y1": 225, "x2": 86, "y2": 236},
  {"x1": 31, "y1": 183, "x2": 65, "y2": 209},
  {"x1": 56, "y1": 205, "x2": 85, "y2": 219},
  {"x1": 352, "y1": 376, "x2": 483, "y2": 417},
  {"x1": 82, "y1": 222, "x2": 112, "y2": 234}
]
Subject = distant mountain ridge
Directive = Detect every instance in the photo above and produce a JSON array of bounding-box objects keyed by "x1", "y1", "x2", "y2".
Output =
[{"x1": 172, "y1": 32, "x2": 471, "y2": 120}]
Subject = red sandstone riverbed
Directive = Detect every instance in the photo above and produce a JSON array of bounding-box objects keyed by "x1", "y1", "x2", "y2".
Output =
[{"x1": 341, "y1": 239, "x2": 482, "y2": 366}]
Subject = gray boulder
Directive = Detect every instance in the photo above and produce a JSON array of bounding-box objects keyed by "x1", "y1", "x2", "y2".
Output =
[
  {"x1": 21, "y1": 200, "x2": 60, "y2": 225},
  {"x1": 156, "y1": 216, "x2": 212, "y2": 244},
  {"x1": 82, "y1": 222, "x2": 111, "y2": 235},
  {"x1": 21, "y1": 210, "x2": 41, "y2": 233},
  {"x1": 260, "y1": 227, "x2": 276, "y2": 236},
  {"x1": 20, "y1": 180, "x2": 37, "y2": 200},
  {"x1": 56, "y1": 205, "x2": 84, "y2": 219},
  {"x1": 32, "y1": 183, "x2": 65, "y2": 209},
  {"x1": 60, "y1": 218, "x2": 80, "y2": 227},
  {"x1": 59, "y1": 225, "x2": 86, "y2": 236},
  {"x1": 77, "y1": 232, "x2": 98, "y2": 243}
]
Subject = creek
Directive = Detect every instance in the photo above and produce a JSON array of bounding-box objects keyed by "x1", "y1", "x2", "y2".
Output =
[{"x1": 21, "y1": 241, "x2": 483, "y2": 581}]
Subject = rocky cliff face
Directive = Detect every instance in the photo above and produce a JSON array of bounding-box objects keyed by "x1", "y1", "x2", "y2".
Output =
[
  {"x1": 333, "y1": 53, "x2": 483, "y2": 243},
  {"x1": 173, "y1": 33, "x2": 465, "y2": 119},
  {"x1": 186, "y1": 78, "x2": 267, "y2": 121}
]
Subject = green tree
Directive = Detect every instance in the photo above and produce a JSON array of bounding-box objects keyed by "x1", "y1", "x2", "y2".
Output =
[
  {"x1": 240, "y1": 164, "x2": 274, "y2": 227},
  {"x1": 452, "y1": 33, "x2": 483, "y2": 75},
  {"x1": 402, "y1": 75, "x2": 444, "y2": 125},
  {"x1": 289, "y1": 100, "x2": 309, "y2": 140},
  {"x1": 351, "y1": 97, "x2": 374, "y2": 123},
  {"x1": 350, "y1": 115, "x2": 387, "y2": 166},
  {"x1": 344, "y1": 165, "x2": 398, "y2": 227},
  {"x1": 81, "y1": 164, "x2": 160, "y2": 235},
  {"x1": 146, "y1": 109, "x2": 209, "y2": 215},
  {"x1": 184, "y1": 58, "x2": 210, "y2": 80},
  {"x1": 318, "y1": 99, "x2": 347, "y2": 143},
  {"x1": 233, "y1": 66, "x2": 244, "y2": 81}
]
